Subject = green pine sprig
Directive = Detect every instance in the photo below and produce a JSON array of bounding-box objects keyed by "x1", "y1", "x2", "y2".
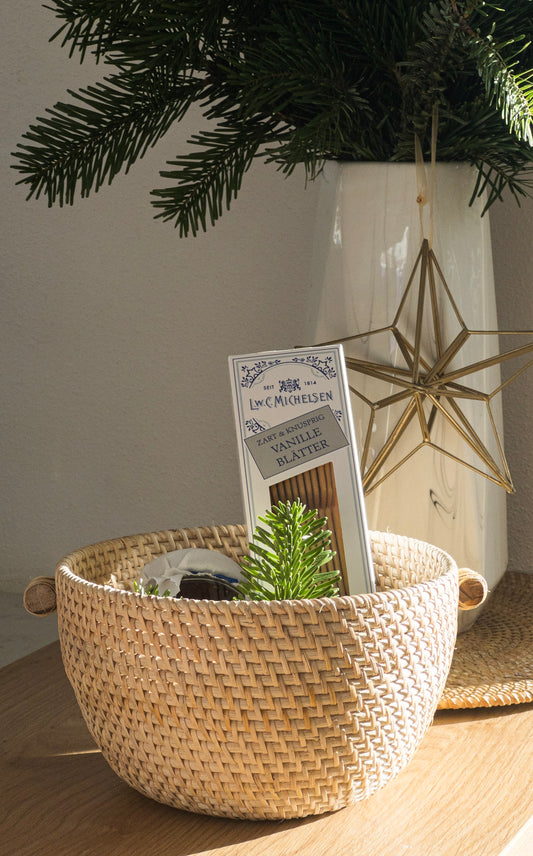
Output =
[{"x1": 236, "y1": 499, "x2": 340, "y2": 601}]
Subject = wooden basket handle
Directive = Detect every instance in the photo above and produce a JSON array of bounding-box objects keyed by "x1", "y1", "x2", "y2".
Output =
[
  {"x1": 23, "y1": 576, "x2": 57, "y2": 616},
  {"x1": 457, "y1": 568, "x2": 488, "y2": 611}
]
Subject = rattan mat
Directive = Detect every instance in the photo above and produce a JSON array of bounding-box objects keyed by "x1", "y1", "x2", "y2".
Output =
[{"x1": 438, "y1": 571, "x2": 533, "y2": 709}]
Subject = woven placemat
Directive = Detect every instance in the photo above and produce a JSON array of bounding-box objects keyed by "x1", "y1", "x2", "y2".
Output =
[{"x1": 438, "y1": 571, "x2": 533, "y2": 709}]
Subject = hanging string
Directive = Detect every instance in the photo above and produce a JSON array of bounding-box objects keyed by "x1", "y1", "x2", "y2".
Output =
[
  {"x1": 415, "y1": 134, "x2": 428, "y2": 243},
  {"x1": 429, "y1": 103, "x2": 438, "y2": 248},
  {"x1": 415, "y1": 104, "x2": 439, "y2": 248}
]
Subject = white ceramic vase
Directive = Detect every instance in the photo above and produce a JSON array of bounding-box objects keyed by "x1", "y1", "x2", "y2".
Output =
[{"x1": 305, "y1": 162, "x2": 507, "y2": 631}]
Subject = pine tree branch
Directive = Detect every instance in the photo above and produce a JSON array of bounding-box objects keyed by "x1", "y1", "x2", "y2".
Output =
[
  {"x1": 470, "y1": 155, "x2": 533, "y2": 212},
  {"x1": 151, "y1": 119, "x2": 274, "y2": 236},
  {"x1": 45, "y1": 1, "x2": 273, "y2": 69},
  {"x1": 47, "y1": 0, "x2": 154, "y2": 63},
  {"x1": 14, "y1": 0, "x2": 533, "y2": 229},
  {"x1": 12, "y1": 70, "x2": 202, "y2": 205},
  {"x1": 476, "y1": 50, "x2": 533, "y2": 145}
]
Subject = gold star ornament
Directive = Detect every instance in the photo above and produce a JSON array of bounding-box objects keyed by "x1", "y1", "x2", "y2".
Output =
[{"x1": 318, "y1": 239, "x2": 533, "y2": 495}]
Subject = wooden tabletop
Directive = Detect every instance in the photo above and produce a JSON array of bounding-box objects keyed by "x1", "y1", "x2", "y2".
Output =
[{"x1": 1, "y1": 642, "x2": 532, "y2": 856}]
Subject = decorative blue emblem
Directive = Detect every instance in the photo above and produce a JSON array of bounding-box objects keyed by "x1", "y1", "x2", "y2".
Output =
[{"x1": 279, "y1": 378, "x2": 301, "y2": 393}]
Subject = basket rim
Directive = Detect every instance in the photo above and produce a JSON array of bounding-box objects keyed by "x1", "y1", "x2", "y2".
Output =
[{"x1": 55, "y1": 525, "x2": 458, "y2": 610}]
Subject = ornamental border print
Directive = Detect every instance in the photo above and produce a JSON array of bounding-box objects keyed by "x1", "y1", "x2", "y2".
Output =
[{"x1": 239, "y1": 354, "x2": 337, "y2": 389}]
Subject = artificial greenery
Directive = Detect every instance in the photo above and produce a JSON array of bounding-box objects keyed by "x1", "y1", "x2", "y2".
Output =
[
  {"x1": 236, "y1": 499, "x2": 340, "y2": 601},
  {"x1": 132, "y1": 579, "x2": 171, "y2": 597},
  {"x1": 12, "y1": 1, "x2": 533, "y2": 235}
]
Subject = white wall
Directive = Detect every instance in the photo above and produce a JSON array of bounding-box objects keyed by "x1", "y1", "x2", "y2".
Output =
[
  {"x1": 2, "y1": 2, "x2": 532, "y2": 593},
  {"x1": 491, "y1": 196, "x2": 533, "y2": 573}
]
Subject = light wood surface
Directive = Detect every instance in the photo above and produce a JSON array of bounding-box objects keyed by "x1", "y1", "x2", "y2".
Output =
[{"x1": 1, "y1": 642, "x2": 532, "y2": 856}]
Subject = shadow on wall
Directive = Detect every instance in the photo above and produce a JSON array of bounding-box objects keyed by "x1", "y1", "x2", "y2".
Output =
[{"x1": 491, "y1": 196, "x2": 533, "y2": 573}]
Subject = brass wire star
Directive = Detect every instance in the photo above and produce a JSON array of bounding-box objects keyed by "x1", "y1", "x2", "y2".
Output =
[{"x1": 318, "y1": 239, "x2": 533, "y2": 495}]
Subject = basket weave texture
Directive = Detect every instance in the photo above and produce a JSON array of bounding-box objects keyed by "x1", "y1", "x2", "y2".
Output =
[
  {"x1": 56, "y1": 526, "x2": 458, "y2": 820},
  {"x1": 438, "y1": 571, "x2": 533, "y2": 709}
]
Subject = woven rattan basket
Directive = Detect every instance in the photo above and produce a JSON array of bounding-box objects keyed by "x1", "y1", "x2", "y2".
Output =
[{"x1": 36, "y1": 525, "x2": 462, "y2": 820}]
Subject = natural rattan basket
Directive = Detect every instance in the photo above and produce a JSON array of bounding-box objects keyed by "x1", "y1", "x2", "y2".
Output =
[{"x1": 40, "y1": 526, "x2": 462, "y2": 820}]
